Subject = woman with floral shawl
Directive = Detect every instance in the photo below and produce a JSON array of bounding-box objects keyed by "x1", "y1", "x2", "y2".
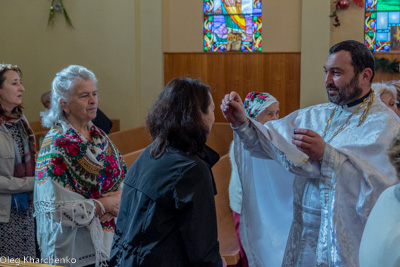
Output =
[
  {"x1": 34, "y1": 65, "x2": 126, "y2": 267},
  {"x1": 0, "y1": 63, "x2": 37, "y2": 258}
]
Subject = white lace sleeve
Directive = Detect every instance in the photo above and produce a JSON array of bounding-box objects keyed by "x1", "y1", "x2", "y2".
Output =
[{"x1": 35, "y1": 179, "x2": 97, "y2": 228}]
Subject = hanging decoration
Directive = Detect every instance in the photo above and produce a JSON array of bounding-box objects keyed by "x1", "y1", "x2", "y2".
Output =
[
  {"x1": 352, "y1": 0, "x2": 364, "y2": 7},
  {"x1": 330, "y1": 0, "x2": 364, "y2": 27},
  {"x1": 330, "y1": 0, "x2": 350, "y2": 27},
  {"x1": 48, "y1": 0, "x2": 73, "y2": 28},
  {"x1": 375, "y1": 57, "x2": 400, "y2": 74}
]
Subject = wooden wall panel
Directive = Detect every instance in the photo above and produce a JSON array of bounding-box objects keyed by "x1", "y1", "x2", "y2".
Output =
[
  {"x1": 164, "y1": 53, "x2": 301, "y2": 122},
  {"x1": 374, "y1": 53, "x2": 400, "y2": 82}
]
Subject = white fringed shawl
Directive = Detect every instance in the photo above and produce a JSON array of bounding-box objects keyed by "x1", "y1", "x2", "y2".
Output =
[{"x1": 34, "y1": 121, "x2": 126, "y2": 267}]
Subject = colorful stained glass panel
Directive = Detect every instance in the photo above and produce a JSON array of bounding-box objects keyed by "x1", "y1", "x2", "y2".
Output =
[
  {"x1": 365, "y1": 0, "x2": 400, "y2": 52},
  {"x1": 204, "y1": 0, "x2": 262, "y2": 52}
]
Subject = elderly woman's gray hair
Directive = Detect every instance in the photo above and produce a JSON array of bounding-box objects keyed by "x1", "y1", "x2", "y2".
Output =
[
  {"x1": 41, "y1": 65, "x2": 97, "y2": 128},
  {"x1": 372, "y1": 82, "x2": 398, "y2": 100}
]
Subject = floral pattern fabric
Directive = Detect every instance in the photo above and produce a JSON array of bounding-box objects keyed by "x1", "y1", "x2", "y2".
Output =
[
  {"x1": 243, "y1": 91, "x2": 278, "y2": 119},
  {"x1": 35, "y1": 122, "x2": 126, "y2": 232},
  {"x1": 34, "y1": 121, "x2": 126, "y2": 266}
]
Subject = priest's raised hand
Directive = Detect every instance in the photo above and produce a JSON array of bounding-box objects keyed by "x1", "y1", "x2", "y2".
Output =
[{"x1": 221, "y1": 91, "x2": 248, "y2": 127}]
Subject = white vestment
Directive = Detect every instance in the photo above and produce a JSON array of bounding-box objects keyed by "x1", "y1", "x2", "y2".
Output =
[
  {"x1": 234, "y1": 130, "x2": 294, "y2": 267},
  {"x1": 234, "y1": 95, "x2": 400, "y2": 267},
  {"x1": 359, "y1": 183, "x2": 400, "y2": 267}
]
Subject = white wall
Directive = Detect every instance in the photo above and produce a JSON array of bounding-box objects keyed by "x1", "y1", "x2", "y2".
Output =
[
  {"x1": 0, "y1": 0, "x2": 163, "y2": 130},
  {"x1": 300, "y1": 0, "x2": 331, "y2": 108},
  {"x1": 330, "y1": 3, "x2": 365, "y2": 46},
  {"x1": 299, "y1": 1, "x2": 365, "y2": 108}
]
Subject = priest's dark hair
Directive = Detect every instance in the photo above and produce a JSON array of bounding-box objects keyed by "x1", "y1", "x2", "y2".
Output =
[
  {"x1": 146, "y1": 77, "x2": 211, "y2": 158},
  {"x1": 329, "y1": 40, "x2": 375, "y2": 82}
]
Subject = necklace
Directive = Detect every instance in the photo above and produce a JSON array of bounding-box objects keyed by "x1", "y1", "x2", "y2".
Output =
[{"x1": 322, "y1": 91, "x2": 375, "y2": 143}]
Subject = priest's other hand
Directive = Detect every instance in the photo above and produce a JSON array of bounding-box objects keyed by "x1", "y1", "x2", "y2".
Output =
[
  {"x1": 220, "y1": 91, "x2": 248, "y2": 127},
  {"x1": 292, "y1": 128, "x2": 326, "y2": 161}
]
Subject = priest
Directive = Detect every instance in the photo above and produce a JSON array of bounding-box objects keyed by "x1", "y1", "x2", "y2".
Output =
[{"x1": 221, "y1": 40, "x2": 400, "y2": 266}]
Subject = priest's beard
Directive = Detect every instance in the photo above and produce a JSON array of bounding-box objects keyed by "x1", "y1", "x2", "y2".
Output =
[{"x1": 327, "y1": 74, "x2": 363, "y2": 106}]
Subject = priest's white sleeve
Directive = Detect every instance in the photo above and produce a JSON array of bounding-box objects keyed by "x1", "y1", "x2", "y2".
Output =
[{"x1": 233, "y1": 119, "x2": 321, "y2": 178}]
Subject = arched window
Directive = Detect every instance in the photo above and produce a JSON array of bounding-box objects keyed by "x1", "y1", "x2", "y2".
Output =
[
  {"x1": 203, "y1": 0, "x2": 262, "y2": 52},
  {"x1": 365, "y1": 0, "x2": 400, "y2": 52}
]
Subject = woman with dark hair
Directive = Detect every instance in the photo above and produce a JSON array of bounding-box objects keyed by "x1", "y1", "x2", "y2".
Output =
[
  {"x1": 110, "y1": 78, "x2": 225, "y2": 266},
  {"x1": 0, "y1": 63, "x2": 36, "y2": 257}
]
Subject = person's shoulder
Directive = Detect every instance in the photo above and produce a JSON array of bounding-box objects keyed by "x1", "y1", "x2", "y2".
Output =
[
  {"x1": 21, "y1": 113, "x2": 30, "y2": 124},
  {"x1": 303, "y1": 102, "x2": 335, "y2": 112},
  {"x1": 370, "y1": 100, "x2": 400, "y2": 125},
  {"x1": 280, "y1": 102, "x2": 334, "y2": 119},
  {"x1": 127, "y1": 146, "x2": 197, "y2": 183},
  {"x1": 41, "y1": 126, "x2": 62, "y2": 144},
  {"x1": 36, "y1": 127, "x2": 64, "y2": 159},
  {"x1": 279, "y1": 102, "x2": 334, "y2": 124}
]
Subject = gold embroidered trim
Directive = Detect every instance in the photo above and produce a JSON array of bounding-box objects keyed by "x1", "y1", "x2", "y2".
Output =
[{"x1": 322, "y1": 91, "x2": 375, "y2": 143}]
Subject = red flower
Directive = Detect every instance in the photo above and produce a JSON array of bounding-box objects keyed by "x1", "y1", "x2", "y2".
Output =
[
  {"x1": 258, "y1": 95, "x2": 267, "y2": 99},
  {"x1": 91, "y1": 192, "x2": 100, "y2": 199},
  {"x1": 105, "y1": 165, "x2": 114, "y2": 177},
  {"x1": 90, "y1": 128, "x2": 100, "y2": 137},
  {"x1": 53, "y1": 165, "x2": 65, "y2": 176},
  {"x1": 113, "y1": 169, "x2": 120, "y2": 177},
  {"x1": 105, "y1": 156, "x2": 117, "y2": 167},
  {"x1": 54, "y1": 156, "x2": 64, "y2": 165},
  {"x1": 66, "y1": 142, "x2": 80, "y2": 157},
  {"x1": 102, "y1": 177, "x2": 113, "y2": 190},
  {"x1": 52, "y1": 157, "x2": 67, "y2": 176},
  {"x1": 55, "y1": 137, "x2": 70, "y2": 147},
  {"x1": 37, "y1": 170, "x2": 44, "y2": 179},
  {"x1": 90, "y1": 186, "x2": 100, "y2": 199},
  {"x1": 102, "y1": 219, "x2": 116, "y2": 228}
]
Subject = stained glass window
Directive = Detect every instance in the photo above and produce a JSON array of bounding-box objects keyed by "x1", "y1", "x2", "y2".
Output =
[
  {"x1": 203, "y1": 0, "x2": 262, "y2": 52},
  {"x1": 365, "y1": 0, "x2": 400, "y2": 52}
]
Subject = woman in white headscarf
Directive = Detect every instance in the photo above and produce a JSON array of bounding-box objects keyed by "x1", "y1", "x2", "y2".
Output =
[
  {"x1": 229, "y1": 91, "x2": 294, "y2": 267},
  {"x1": 372, "y1": 82, "x2": 399, "y2": 116}
]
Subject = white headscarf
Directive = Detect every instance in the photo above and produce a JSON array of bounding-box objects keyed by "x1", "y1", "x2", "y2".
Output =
[
  {"x1": 372, "y1": 82, "x2": 397, "y2": 100},
  {"x1": 243, "y1": 92, "x2": 278, "y2": 119}
]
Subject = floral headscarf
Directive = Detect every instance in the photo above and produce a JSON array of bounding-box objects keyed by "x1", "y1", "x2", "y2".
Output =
[{"x1": 243, "y1": 91, "x2": 278, "y2": 119}]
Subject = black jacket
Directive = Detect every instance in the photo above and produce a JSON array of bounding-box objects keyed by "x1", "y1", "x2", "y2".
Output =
[
  {"x1": 110, "y1": 145, "x2": 222, "y2": 267},
  {"x1": 92, "y1": 108, "x2": 112, "y2": 134}
]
